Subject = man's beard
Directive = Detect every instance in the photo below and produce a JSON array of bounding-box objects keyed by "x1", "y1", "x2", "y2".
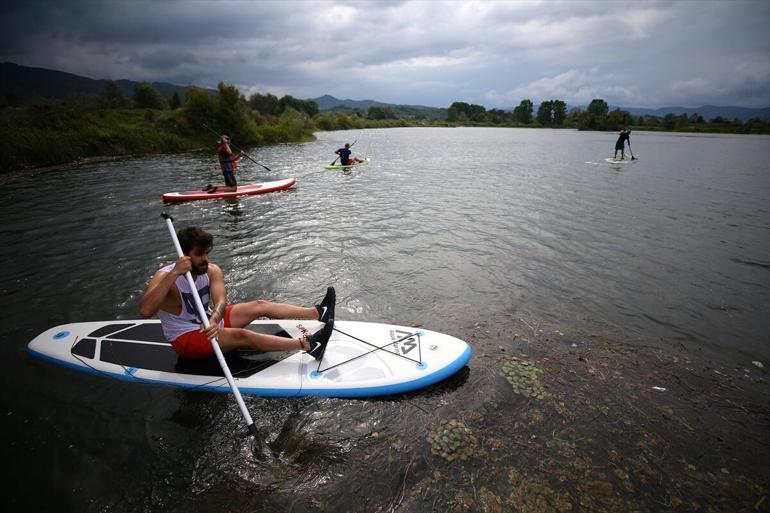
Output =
[{"x1": 191, "y1": 263, "x2": 208, "y2": 275}]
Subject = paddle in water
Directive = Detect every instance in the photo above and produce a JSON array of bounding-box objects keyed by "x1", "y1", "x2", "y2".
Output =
[{"x1": 161, "y1": 213, "x2": 259, "y2": 439}]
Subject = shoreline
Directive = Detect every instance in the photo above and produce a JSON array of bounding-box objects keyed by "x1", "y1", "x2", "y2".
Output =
[
  {"x1": 0, "y1": 149, "x2": 208, "y2": 183},
  {"x1": 4, "y1": 125, "x2": 768, "y2": 180},
  {"x1": 272, "y1": 314, "x2": 770, "y2": 512}
]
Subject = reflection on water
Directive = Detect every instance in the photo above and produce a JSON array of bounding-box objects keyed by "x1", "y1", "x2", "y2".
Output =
[{"x1": 1, "y1": 128, "x2": 769, "y2": 510}]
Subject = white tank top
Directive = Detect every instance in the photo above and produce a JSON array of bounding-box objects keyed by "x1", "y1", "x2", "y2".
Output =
[{"x1": 156, "y1": 263, "x2": 220, "y2": 342}]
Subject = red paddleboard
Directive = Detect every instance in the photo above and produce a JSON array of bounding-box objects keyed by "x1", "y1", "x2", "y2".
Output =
[{"x1": 162, "y1": 178, "x2": 296, "y2": 202}]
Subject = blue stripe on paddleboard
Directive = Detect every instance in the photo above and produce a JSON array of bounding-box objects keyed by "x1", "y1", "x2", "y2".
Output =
[
  {"x1": 27, "y1": 347, "x2": 302, "y2": 396},
  {"x1": 27, "y1": 344, "x2": 472, "y2": 398}
]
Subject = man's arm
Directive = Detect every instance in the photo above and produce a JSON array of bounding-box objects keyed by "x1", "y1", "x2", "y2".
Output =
[
  {"x1": 207, "y1": 263, "x2": 228, "y2": 323},
  {"x1": 199, "y1": 263, "x2": 227, "y2": 338},
  {"x1": 139, "y1": 257, "x2": 190, "y2": 318}
]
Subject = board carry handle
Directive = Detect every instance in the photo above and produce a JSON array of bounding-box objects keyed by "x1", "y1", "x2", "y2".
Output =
[{"x1": 161, "y1": 213, "x2": 259, "y2": 439}]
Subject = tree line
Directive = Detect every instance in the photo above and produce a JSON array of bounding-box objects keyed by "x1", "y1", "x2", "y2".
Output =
[
  {"x1": 448, "y1": 99, "x2": 566, "y2": 126},
  {"x1": 13, "y1": 78, "x2": 768, "y2": 132},
  {"x1": 91, "y1": 81, "x2": 411, "y2": 123},
  {"x1": 445, "y1": 98, "x2": 769, "y2": 132},
  {"x1": 4, "y1": 80, "x2": 769, "y2": 172}
]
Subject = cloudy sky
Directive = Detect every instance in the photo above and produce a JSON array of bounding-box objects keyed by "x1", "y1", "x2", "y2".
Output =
[{"x1": 2, "y1": 0, "x2": 769, "y2": 108}]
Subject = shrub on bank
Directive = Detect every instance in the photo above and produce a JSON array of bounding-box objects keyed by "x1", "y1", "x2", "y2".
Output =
[
  {"x1": 1, "y1": 82, "x2": 320, "y2": 172},
  {"x1": 0, "y1": 104, "x2": 201, "y2": 171}
]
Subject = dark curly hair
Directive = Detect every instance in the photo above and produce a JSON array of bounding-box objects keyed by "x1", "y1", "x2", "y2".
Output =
[{"x1": 177, "y1": 226, "x2": 213, "y2": 254}]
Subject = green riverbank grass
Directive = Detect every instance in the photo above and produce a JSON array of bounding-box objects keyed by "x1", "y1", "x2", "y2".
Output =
[
  {"x1": 0, "y1": 105, "x2": 198, "y2": 171},
  {"x1": 0, "y1": 104, "x2": 317, "y2": 172}
]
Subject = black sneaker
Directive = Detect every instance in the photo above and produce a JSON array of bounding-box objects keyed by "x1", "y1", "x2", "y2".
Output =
[
  {"x1": 306, "y1": 320, "x2": 333, "y2": 361},
  {"x1": 203, "y1": 184, "x2": 213, "y2": 191},
  {"x1": 315, "y1": 286, "x2": 335, "y2": 324}
]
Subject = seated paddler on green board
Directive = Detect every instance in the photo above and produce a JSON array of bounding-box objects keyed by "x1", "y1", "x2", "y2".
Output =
[
  {"x1": 140, "y1": 225, "x2": 335, "y2": 361},
  {"x1": 335, "y1": 143, "x2": 364, "y2": 166}
]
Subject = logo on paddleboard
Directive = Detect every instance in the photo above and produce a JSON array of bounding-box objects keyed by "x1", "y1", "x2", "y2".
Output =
[
  {"x1": 296, "y1": 323, "x2": 311, "y2": 338},
  {"x1": 390, "y1": 330, "x2": 418, "y2": 355}
]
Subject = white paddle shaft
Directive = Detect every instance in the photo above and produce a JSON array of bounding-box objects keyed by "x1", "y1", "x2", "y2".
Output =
[{"x1": 163, "y1": 215, "x2": 257, "y2": 436}]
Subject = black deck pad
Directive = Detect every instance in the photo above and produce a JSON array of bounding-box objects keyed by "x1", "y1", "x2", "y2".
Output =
[
  {"x1": 102, "y1": 322, "x2": 290, "y2": 344},
  {"x1": 105, "y1": 323, "x2": 168, "y2": 343},
  {"x1": 175, "y1": 352, "x2": 286, "y2": 377},
  {"x1": 72, "y1": 338, "x2": 96, "y2": 359},
  {"x1": 98, "y1": 323, "x2": 294, "y2": 377},
  {"x1": 89, "y1": 324, "x2": 136, "y2": 338}
]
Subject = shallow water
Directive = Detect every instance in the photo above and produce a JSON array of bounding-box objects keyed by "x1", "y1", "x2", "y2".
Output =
[{"x1": 1, "y1": 127, "x2": 769, "y2": 510}]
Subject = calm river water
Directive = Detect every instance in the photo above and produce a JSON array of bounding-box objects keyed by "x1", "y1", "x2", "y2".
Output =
[{"x1": 1, "y1": 127, "x2": 768, "y2": 511}]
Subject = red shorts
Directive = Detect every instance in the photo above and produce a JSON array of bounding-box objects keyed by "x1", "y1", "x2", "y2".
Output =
[{"x1": 171, "y1": 305, "x2": 234, "y2": 359}]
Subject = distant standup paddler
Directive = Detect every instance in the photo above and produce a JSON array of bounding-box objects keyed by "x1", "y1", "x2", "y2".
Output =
[
  {"x1": 139, "y1": 225, "x2": 335, "y2": 361},
  {"x1": 335, "y1": 143, "x2": 364, "y2": 166},
  {"x1": 204, "y1": 135, "x2": 243, "y2": 193},
  {"x1": 614, "y1": 129, "x2": 631, "y2": 160}
]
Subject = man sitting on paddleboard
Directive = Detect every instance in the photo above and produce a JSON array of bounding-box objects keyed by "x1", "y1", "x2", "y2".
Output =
[
  {"x1": 140, "y1": 226, "x2": 334, "y2": 360},
  {"x1": 205, "y1": 135, "x2": 243, "y2": 193},
  {"x1": 335, "y1": 143, "x2": 364, "y2": 166},
  {"x1": 613, "y1": 129, "x2": 631, "y2": 160}
]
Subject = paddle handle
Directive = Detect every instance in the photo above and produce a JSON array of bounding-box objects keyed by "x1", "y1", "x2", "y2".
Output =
[{"x1": 161, "y1": 214, "x2": 258, "y2": 438}]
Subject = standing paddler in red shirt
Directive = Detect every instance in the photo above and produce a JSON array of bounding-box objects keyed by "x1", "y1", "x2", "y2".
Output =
[{"x1": 204, "y1": 135, "x2": 244, "y2": 193}]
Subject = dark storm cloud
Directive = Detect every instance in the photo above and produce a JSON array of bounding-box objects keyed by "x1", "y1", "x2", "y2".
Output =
[
  {"x1": 1, "y1": 0, "x2": 769, "y2": 108},
  {"x1": 1, "y1": 0, "x2": 283, "y2": 45}
]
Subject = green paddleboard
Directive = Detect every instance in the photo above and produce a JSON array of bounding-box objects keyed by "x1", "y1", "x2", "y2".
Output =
[{"x1": 323, "y1": 158, "x2": 370, "y2": 170}]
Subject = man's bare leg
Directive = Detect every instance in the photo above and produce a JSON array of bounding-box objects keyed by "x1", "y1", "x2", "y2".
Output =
[
  {"x1": 217, "y1": 322, "x2": 333, "y2": 360},
  {"x1": 228, "y1": 300, "x2": 318, "y2": 328},
  {"x1": 228, "y1": 287, "x2": 335, "y2": 328},
  {"x1": 217, "y1": 327, "x2": 306, "y2": 352}
]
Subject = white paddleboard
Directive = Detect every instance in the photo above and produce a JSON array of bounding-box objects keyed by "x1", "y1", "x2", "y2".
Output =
[
  {"x1": 604, "y1": 157, "x2": 636, "y2": 164},
  {"x1": 27, "y1": 319, "x2": 472, "y2": 397}
]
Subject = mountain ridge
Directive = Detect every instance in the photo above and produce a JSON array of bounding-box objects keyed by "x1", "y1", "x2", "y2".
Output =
[
  {"x1": 0, "y1": 62, "x2": 215, "y2": 104},
  {"x1": 3, "y1": 62, "x2": 768, "y2": 121},
  {"x1": 612, "y1": 104, "x2": 770, "y2": 121}
]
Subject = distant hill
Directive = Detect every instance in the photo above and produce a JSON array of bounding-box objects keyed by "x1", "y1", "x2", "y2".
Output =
[
  {"x1": 617, "y1": 104, "x2": 770, "y2": 122},
  {"x1": 526, "y1": 103, "x2": 770, "y2": 122},
  {"x1": 312, "y1": 94, "x2": 391, "y2": 111},
  {"x1": 312, "y1": 94, "x2": 447, "y2": 120},
  {"x1": 319, "y1": 95, "x2": 770, "y2": 122},
  {"x1": 0, "y1": 62, "x2": 214, "y2": 104},
  {"x1": 4, "y1": 62, "x2": 768, "y2": 122}
]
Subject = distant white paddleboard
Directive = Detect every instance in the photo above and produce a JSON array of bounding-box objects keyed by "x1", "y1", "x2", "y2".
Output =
[
  {"x1": 28, "y1": 319, "x2": 472, "y2": 397},
  {"x1": 604, "y1": 157, "x2": 637, "y2": 164}
]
